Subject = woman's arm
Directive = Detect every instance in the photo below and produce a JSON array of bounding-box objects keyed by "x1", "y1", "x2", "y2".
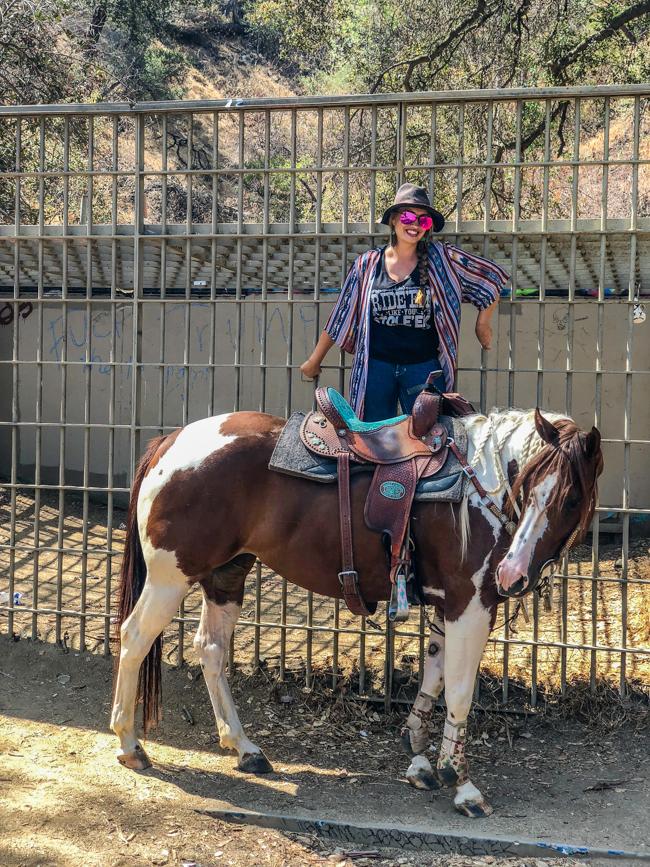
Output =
[
  {"x1": 443, "y1": 244, "x2": 508, "y2": 351},
  {"x1": 475, "y1": 297, "x2": 498, "y2": 350},
  {"x1": 300, "y1": 331, "x2": 336, "y2": 379}
]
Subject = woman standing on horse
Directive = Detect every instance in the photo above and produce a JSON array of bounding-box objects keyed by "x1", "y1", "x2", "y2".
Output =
[{"x1": 301, "y1": 184, "x2": 509, "y2": 422}]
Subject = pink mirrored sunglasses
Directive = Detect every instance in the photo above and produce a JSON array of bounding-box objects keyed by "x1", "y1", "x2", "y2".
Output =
[{"x1": 399, "y1": 210, "x2": 433, "y2": 230}]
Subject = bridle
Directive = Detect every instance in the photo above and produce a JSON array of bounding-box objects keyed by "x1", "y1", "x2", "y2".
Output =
[{"x1": 446, "y1": 436, "x2": 583, "y2": 599}]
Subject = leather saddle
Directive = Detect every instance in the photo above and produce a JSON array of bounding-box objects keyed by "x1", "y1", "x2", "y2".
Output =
[{"x1": 300, "y1": 372, "x2": 474, "y2": 621}]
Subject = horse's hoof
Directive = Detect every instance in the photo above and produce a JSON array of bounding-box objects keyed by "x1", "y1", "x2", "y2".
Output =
[
  {"x1": 399, "y1": 727, "x2": 415, "y2": 757},
  {"x1": 117, "y1": 745, "x2": 151, "y2": 771},
  {"x1": 408, "y1": 769, "x2": 441, "y2": 790},
  {"x1": 454, "y1": 797, "x2": 493, "y2": 819},
  {"x1": 238, "y1": 751, "x2": 273, "y2": 775},
  {"x1": 406, "y1": 755, "x2": 441, "y2": 791}
]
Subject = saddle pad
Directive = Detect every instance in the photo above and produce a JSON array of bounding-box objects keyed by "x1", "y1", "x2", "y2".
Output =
[{"x1": 269, "y1": 412, "x2": 469, "y2": 503}]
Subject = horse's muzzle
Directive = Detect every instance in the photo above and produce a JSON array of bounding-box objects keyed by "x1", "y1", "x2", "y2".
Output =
[
  {"x1": 495, "y1": 567, "x2": 531, "y2": 598},
  {"x1": 495, "y1": 559, "x2": 557, "y2": 599}
]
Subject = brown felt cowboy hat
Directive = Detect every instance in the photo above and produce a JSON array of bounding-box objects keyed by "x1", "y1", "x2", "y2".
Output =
[{"x1": 380, "y1": 183, "x2": 445, "y2": 233}]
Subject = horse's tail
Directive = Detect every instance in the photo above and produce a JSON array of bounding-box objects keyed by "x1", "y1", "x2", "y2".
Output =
[{"x1": 114, "y1": 434, "x2": 169, "y2": 735}]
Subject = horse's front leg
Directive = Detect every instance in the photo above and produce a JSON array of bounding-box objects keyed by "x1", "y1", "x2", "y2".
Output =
[
  {"x1": 402, "y1": 612, "x2": 445, "y2": 791},
  {"x1": 437, "y1": 601, "x2": 493, "y2": 818},
  {"x1": 194, "y1": 592, "x2": 272, "y2": 774}
]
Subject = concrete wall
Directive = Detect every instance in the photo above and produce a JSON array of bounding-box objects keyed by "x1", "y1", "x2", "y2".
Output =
[{"x1": 0, "y1": 295, "x2": 648, "y2": 513}]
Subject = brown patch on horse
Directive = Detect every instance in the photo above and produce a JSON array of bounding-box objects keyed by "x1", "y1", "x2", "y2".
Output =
[
  {"x1": 507, "y1": 458, "x2": 519, "y2": 489},
  {"x1": 144, "y1": 427, "x2": 183, "y2": 477},
  {"x1": 508, "y1": 414, "x2": 603, "y2": 544},
  {"x1": 219, "y1": 412, "x2": 286, "y2": 439},
  {"x1": 201, "y1": 553, "x2": 257, "y2": 607},
  {"x1": 412, "y1": 500, "x2": 508, "y2": 623}
]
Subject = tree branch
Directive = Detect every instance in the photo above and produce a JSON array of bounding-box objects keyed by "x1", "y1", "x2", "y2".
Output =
[
  {"x1": 549, "y1": 0, "x2": 650, "y2": 74},
  {"x1": 370, "y1": 0, "x2": 497, "y2": 93}
]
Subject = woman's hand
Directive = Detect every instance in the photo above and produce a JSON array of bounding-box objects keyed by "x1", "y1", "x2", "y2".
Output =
[
  {"x1": 302, "y1": 331, "x2": 336, "y2": 379},
  {"x1": 301, "y1": 358, "x2": 323, "y2": 379}
]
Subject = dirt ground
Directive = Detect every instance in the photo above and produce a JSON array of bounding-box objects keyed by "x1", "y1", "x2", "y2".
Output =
[{"x1": 1, "y1": 637, "x2": 650, "y2": 867}]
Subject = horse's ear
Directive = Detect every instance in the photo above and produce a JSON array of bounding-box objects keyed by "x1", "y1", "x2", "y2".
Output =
[
  {"x1": 534, "y1": 407, "x2": 560, "y2": 445},
  {"x1": 584, "y1": 426, "x2": 601, "y2": 460}
]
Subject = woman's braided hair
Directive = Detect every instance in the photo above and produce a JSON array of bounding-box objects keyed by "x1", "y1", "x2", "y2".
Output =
[{"x1": 390, "y1": 211, "x2": 434, "y2": 307}]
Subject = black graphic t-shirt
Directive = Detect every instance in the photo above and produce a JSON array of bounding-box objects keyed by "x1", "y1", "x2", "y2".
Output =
[{"x1": 368, "y1": 250, "x2": 440, "y2": 364}]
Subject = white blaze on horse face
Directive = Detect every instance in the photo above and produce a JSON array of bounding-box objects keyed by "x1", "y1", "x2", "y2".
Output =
[
  {"x1": 138, "y1": 414, "x2": 237, "y2": 553},
  {"x1": 497, "y1": 471, "x2": 559, "y2": 592}
]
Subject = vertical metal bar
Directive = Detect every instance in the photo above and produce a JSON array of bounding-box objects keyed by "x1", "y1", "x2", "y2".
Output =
[
  {"x1": 481, "y1": 101, "x2": 493, "y2": 413},
  {"x1": 396, "y1": 102, "x2": 405, "y2": 189},
  {"x1": 561, "y1": 97, "x2": 581, "y2": 694},
  {"x1": 208, "y1": 110, "x2": 218, "y2": 417},
  {"x1": 8, "y1": 116, "x2": 20, "y2": 640},
  {"x1": 429, "y1": 103, "x2": 437, "y2": 204},
  {"x1": 537, "y1": 99, "x2": 551, "y2": 408},
  {"x1": 79, "y1": 115, "x2": 94, "y2": 652},
  {"x1": 530, "y1": 99, "x2": 551, "y2": 706},
  {"x1": 182, "y1": 112, "x2": 192, "y2": 430},
  {"x1": 177, "y1": 112, "x2": 194, "y2": 667},
  {"x1": 305, "y1": 107, "x2": 323, "y2": 692},
  {"x1": 620, "y1": 96, "x2": 639, "y2": 697},
  {"x1": 254, "y1": 559, "x2": 262, "y2": 670},
  {"x1": 306, "y1": 590, "x2": 314, "y2": 689},
  {"x1": 104, "y1": 113, "x2": 119, "y2": 656},
  {"x1": 234, "y1": 112, "x2": 244, "y2": 412},
  {"x1": 31, "y1": 117, "x2": 46, "y2": 642},
  {"x1": 502, "y1": 100, "x2": 522, "y2": 703},
  {"x1": 158, "y1": 114, "x2": 168, "y2": 434},
  {"x1": 131, "y1": 111, "x2": 145, "y2": 653},
  {"x1": 369, "y1": 106, "x2": 377, "y2": 230},
  {"x1": 384, "y1": 613, "x2": 394, "y2": 712},
  {"x1": 56, "y1": 117, "x2": 70, "y2": 647},
  {"x1": 456, "y1": 101, "x2": 464, "y2": 232}
]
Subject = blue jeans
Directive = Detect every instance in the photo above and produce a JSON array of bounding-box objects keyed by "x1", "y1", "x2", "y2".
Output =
[{"x1": 363, "y1": 357, "x2": 443, "y2": 422}]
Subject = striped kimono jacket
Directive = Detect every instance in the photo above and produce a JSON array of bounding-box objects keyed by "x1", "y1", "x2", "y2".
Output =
[{"x1": 325, "y1": 242, "x2": 509, "y2": 419}]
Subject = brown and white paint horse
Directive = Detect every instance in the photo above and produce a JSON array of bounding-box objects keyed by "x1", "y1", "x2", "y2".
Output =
[{"x1": 111, "y1": 406, "x2": 602, "y2": 818}]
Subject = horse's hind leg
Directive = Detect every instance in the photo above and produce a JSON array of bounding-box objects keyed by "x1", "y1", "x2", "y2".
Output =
[
  {"x1": 111, "y1": 552, "x2": 188, "y2": 769},
  {"x1": 195, "y1": 554, "x2": 272, "y2": 775},
  {"x1": 403, "y1": 611, "x2": 446, "y2": 791}
]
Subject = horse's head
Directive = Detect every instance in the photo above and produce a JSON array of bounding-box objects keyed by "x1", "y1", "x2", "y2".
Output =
[{"x1": 495, "y1": 409, "x2": 604, "y2": 598}]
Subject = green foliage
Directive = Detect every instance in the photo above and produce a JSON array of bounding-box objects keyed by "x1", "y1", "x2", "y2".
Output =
[
  {"x1": 246, "y1": 0, "x2": 650, "y2": 92},
  {"x1": 247, "y1": 0, "x2": 355, "y2": 71},
  {"x1": 138, "y1": 48, "x2": 188, "y2": 101}
]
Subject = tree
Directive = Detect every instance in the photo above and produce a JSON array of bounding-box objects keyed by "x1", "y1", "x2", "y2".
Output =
[{"x1": 0, "y1": 0, "x2": 99, "y2": 107}]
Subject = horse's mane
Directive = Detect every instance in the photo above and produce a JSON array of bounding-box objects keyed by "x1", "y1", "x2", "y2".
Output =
[{"x1": 457, "y1": 408, "x2": 602, "y2": 556}]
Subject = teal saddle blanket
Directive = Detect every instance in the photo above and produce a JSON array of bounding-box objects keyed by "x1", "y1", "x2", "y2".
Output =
[{"x1": 269, "y1": 412, "x2": 468, "y2": 503}]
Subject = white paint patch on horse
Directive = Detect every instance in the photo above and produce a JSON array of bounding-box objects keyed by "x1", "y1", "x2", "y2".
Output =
[
  {"x1": 423, "y1": 587, "x2": 445, "y2": 599},
  {"x1": 194, "y1": 598, "x2": 262, "y2": 760},
  {"x1": 497, "y1": 471, "x2": 558, "y2": 591},
  {"x1": 138, "y1": 413, "x2": 237, "y2": 547}
]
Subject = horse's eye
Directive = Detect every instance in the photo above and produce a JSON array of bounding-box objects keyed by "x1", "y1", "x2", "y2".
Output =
[{"x1": 567, "y1": 498, "x2": 580, "y2": 510}]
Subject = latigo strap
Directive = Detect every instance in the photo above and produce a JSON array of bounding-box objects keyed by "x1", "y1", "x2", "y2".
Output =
[{"x1": 336, "y1": 452, "x2": 372, "y2": 617}]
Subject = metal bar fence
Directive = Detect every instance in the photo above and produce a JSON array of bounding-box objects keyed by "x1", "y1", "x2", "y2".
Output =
[{"x1": 0, "y1": 86, "x2": 649, "y2": 708}]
